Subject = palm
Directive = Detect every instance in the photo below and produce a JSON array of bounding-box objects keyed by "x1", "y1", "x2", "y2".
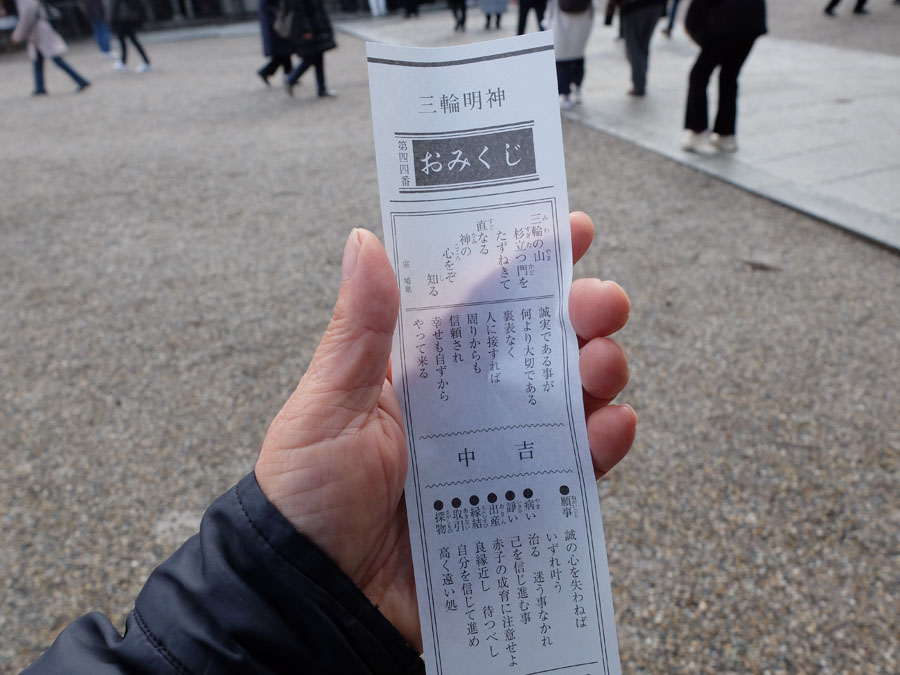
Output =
[{"x1": 256, "y1": 217, "x2": 635, "y2": 652}]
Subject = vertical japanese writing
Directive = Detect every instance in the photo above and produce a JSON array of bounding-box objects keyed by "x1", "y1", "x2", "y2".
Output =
[{"x1": 433, "y1": 316, "x2": 448, "y2": 401}]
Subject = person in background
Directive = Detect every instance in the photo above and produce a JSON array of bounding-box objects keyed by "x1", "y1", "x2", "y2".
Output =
[
  {"x1": 517, "y1": 0, "x2": 548, "y2": 34},
  {"x1": 257, "y1": 0, "x2": 293, "y2": 86},
  {"x1": 11, "y1": 0, "x2": 90, "y2": 95},
  {"x1": 481, "y1": 0, "x2": 508, "y2": 29},
  {"x1": 450, "y1": 0, "x2": 466, "y2": 31},
  {"x1": 547, "y1": 0, "x2": 594, "y2": 108},
  {"x1": 79, "y1": 0, "x2": 114, "y2": 58},
  {"x1": 110, "y1": 0, "x2": 151, "y2": 73},
  {"x1": 368, "y1": 0, "x2": 387, "y2": 18},
  {"x1": 284, "y1": 0, "x2": 338, "y2": 98},
  {"x1": 681, "y1": 0, "x2": 767, "y2": 152},
  {"x1": 605, "y1": 0, "x2": 667, "y2": 97},
  {"x1": 660, "y1": 0, "x2": 680, "y2": 36},
  {"x1": 21, "y1": 214, "x2": 636, "y2": 674}
]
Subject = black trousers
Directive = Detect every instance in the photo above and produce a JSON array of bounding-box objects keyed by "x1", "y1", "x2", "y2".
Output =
[
  {"x1": 825, "y1": 0, "x2": 866, "y2": 11},
  {"x1": 117, "y1": 27, "x2": 150, "y2": 65},
  {"x1": 684, "y1": 36, "x2": 756, "y2": 136},
  {"x1": 260, "y1": 55, "x2": 292, "y2": 77},
  {"x1": 517, "y1": 0, "x2": 547, "y2": 34},
  {"x1": 450, "y1": 0, "x2": 466, "y2": 27},
  {"x1": 288, "y1": 52, "x2": 326, "y2": 93},
  {"x1": 556, "y1": 58, "x2": 585, "y2": 96}
]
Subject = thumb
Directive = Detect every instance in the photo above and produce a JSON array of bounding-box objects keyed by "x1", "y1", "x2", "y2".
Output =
[{"x1": 299, "y1": 228, "x2": 399, "y2": 413}]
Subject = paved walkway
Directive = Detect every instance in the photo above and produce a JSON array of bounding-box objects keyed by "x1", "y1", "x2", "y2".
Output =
[{"x1": 333, "y1": 9, "x2": 900, "y2": 251}]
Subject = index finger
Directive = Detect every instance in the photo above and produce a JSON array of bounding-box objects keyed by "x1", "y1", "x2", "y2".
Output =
[{"x1": 570, "y1": 211, "x2": 594, "y2": 265}]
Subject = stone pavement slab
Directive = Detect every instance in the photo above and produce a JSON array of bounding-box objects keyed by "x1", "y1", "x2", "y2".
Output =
[{"x1": 335, "y1": 9, "x2": 900, "y2": 251}]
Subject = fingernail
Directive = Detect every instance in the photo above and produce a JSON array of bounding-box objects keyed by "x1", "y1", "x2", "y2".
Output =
[
  {"x1": 623, "y1": 404, "x2": 638, "y2": 424},
  {"x1": 342, "y1": 228, "x2": 361, "y2": 280}
]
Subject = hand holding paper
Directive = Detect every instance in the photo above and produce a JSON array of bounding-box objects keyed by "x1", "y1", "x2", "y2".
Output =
[{"x1": 255, "y1": 212, "x2": 635, "y2": 653}]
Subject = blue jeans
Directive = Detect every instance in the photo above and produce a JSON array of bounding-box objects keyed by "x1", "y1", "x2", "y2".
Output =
[
  {"x1": 33, "y1": 52, "x2": 90, "y2": 93},
  {"x1": 91, "y1": 20, "x2": 112, "y2": 54}
]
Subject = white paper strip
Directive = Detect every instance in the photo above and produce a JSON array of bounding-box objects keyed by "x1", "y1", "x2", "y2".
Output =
[{"x1": 367, "y1": 32, "x2": 620, "y2": 675}]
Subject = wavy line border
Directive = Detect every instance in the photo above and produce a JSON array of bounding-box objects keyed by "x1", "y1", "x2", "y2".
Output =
[
  {"x1": 424, "y1": 469, "x2": 574, "y2": 489},
  {"x1": 419, "y1": 421, "x2": 565, "y2": 440}
]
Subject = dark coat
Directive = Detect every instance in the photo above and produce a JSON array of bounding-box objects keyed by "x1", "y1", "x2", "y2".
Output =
[
  {"x1": 109, "y1": 0, "x2": 143, "y2": 30},
  {"x1": 288, "y1": 0, "x2": 336, "y2": 59},
  {"x1": 685, "y1": 0, "x2": 767, "y2": 44},
  {"x1": 259, "y1": 0, "x2": 291, "y2": 58},
  {"x1": 22, "y1": 474, "x2": 425, "y2": 675}
]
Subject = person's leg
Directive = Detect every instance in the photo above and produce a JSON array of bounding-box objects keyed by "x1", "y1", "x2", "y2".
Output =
[
  {"x1": 128, "y1": 30, "x2": 150, "y2": 64},
  {"x1": 517, "y1": 0, "x2": 529, "y2": 35},
  {"x1": 535, "y1": 0, "x2": 546, "y2": 29},
  {"x1": 852, "y1": 0, "x2": 867, "y2": 13},
  {"x1": 712, "y1": 37, "x2": 755, "y2": 137},
  {"x1": 556, "y1": 60, "x2": 572, "y2": 96},
  {"x1": 51, "y1": 55, "x2": 90, "y2": 88},
  {"x1": 684, "y1": 44, "x2": 719, "y2": 132},
  {"x1": 495, "y1": 12, "x2": 501, "y2": 28},
  {"x1": 33, "y1": 52, "x2": 46, "y2": 94},
  {"x1": 312, "y1": 53, "x2": 328, "y2": 94},
  {"x1": 666, "y1": 0, "x2": 680, "y2": 33},
  {"x1": 622, "y1": 13, "x2": 649, "y2": 94},
  {"x1": 572, "y1": 57, "x2": 585, "y2": 92},
  {"x1": 118, "y1": 31, "x2": 128, "y2": 64},
  {"x1": 824, "y1": 0, "x2": 840, "y2": 15}
]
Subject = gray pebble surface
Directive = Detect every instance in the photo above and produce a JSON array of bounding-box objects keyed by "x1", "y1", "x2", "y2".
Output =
[{"x1": 1, "y1": 24, "x2": 898, "y2": 675}]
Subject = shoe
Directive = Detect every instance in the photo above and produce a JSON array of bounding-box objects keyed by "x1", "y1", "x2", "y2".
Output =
[
  {"x1": 573, "y1": 86, "x2": 583, "y2": 104},
  {"x1": 113, "y1": 61, "x2": 127, "y2": 71},
  {"x1": 710, "y1": 133, "x2": 737, "y2": 152},
  {"x1": 257, "y1": 69, "x2": 270, "y2": 87},
  {"x1": 32, "y1": 90, "x2": 47, "y2": 96},
  {"x1": 285, "y1": 80, "x2": 296, "y2": 97},
  {"x1": 135, "y1": 63, "x2": 151, "y2": 74},
  {"x1": 100, "y1": 51, "x2": 116, "y2": 60},
  {"x1": 77, "y1": 82, "x2": 91, "y2": 93},
  {"x1": 627, "y1": 88, "x2": 645, "y2": 97},
  {"x1": 318, "y1": 89, "x2": 338, "y2": 98},
  {"x1": 824, "y1": 7, "x2": 836, "y2": 15},
  {"x1": 852, "y1": 7, "x2": 868, "y2": 14},
  {"x1": 559, "y1": 95, "x2": 574, "y2": 110},
  {"x1": 681, "y1": 129, "x2": 710, "y2": 152}
]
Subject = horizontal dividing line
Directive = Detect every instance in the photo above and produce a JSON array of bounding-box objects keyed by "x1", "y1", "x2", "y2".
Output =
[
  {"x1": 395, "y1": 121, "x2": 534, "y2": 137},
  {"x1": 525, "y1": 661, "x2": 599, "y2": 675},
  {"x1": 424, "y1": 469, "x2": 574, "y2": 489},
  {"x1": 419, "y1": 422, "x2": 565, "y2": 439},
  {"x1": 399, "y1": 176, "x2": 539, "y2": 194},
  {"x1": 367, "y1": 45, "x2": 553, "y2": 68},
  {"x1": 406, "y1": 294, "x2": 554, "y2": 312},
  {"x1": 389, "y1": 184, "x2": 552, "y2": 203}
]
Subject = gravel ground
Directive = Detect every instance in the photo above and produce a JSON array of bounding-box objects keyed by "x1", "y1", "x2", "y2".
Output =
[{"x1": 1, "y1": 25, "x2": 898, "y2": 675}]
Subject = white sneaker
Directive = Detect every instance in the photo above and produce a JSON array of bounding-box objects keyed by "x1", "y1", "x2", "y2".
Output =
[
  {"x1": 681, "y1": 129, "x2": 711, "y2": 153},
  {"x1": 100, "y1": 51, "x2": 116, "y2": 60},
  {"x1": 711, "y1": 133, "x2": 738, "y2": 152},
  {"x1": 113, "y1": 61, "x2": 127, "y2": 71},
  {"x1": 573, "y1": 86, "x2": 583, "y2": 104},
  {"x1": 135, "y1": 63, "x2": 152, "y2": 74},
  {"x1": 559, "y1": 95, "x2": 574, "y2": 110}
]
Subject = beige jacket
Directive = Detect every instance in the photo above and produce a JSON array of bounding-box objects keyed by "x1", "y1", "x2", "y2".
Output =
[{"x1": 12, "y1": 0, "x2": 67, "y2": 60}]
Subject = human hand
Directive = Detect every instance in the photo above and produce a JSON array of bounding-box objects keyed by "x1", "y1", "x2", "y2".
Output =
[{"x1": 255, "y1": 212, "x2": 635, "y2": 651}]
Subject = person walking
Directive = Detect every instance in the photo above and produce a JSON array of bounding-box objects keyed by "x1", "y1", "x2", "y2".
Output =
[
  {"x1": 450, "y1": 0, "x2": 467, "y2": 30},
  {"x1": 368, "y1": 0, "x2": 387, "y2": 17},
  {"x1": 823, "y1": 0, "x2": 868, "y2": 16},
  {"x1": 681, "y1": 0, "x2": 767, "y2": 152},
  {"x1": 11, "y1": 0, "x2": 90, "y2": 95},
  {"x1": 481, "y1": 0, "x2": 508, "y2": 29},
  {"x1": 661, "y1": 0, "x2": 680, "y2": 36},
  {"x1": 256, "y1": 0, "x2": 293, "y2": 86},
  {"x1": 79, "y1": 0, "x2": 114, "y2": 58},
  {"x1": 517, "y1": 0, "x2": 548, "y2": 34},
  {"x1": 284, "y1": 0, "x2": 337, "y2": 98},
  {"x1": 547, "y1": 0, "x2": 594, "y2": 108},
  {"x1": 110, "y1": 0, "x2": 151, "y2": 73},
  {"x1": 605, "y1": 0, "x2": 667, "y2": 96}
]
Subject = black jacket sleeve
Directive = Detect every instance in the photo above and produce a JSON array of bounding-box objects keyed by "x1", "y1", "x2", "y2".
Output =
[{"x1": 24, "y1": 473, "x2": 425, "y2": 675}]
